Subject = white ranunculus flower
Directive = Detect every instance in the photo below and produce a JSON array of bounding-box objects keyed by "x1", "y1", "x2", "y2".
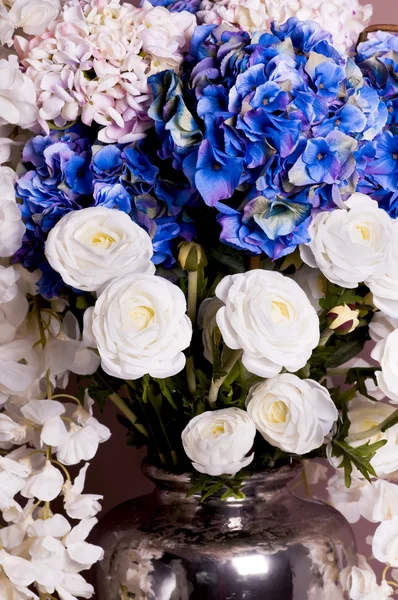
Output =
[
  {"x1": 359, "y1": 479, "x2": 398, "y2": 523},
  {"x1": 84, "y1": 273, "x2": 192, "y2": 380},
  {"x1": 340, "y1": 555, "x2": 393, "y2": 600},
  {"x1": 246, "y1": 374, "x2": 337, "y2": 454},
  {"x1": 373, "y1": 515, "x2": 398, "y2": 567},
  {"x1": 369, "y1": 312, "x2": 398, "y2": 344},
  {"x1": 0, "y1": 55, "x2": 38, "y2": 129},
  {"x1": 45, "y1": 206, "x2": 155, "y2": 292},
  {"x1": 181, "y1": 408, "x2": 256, "y2": 476},
  {"x1": 0, "y1": 167, "x2": 25, "y2": 258},
  {"x1": 300, "y1": 194, "x2": 394, "y2": 289},
  {"x1": 372, "y1": 330, "x2": 398, "y2": 404},
  {"x1": 9, "y1": 0, "x2": 60, "y2": 35},
  {"x1": 327, "y1": 473, "x2": 366, "y2": 524},
  {"x1": 216, "y1": 270, "x2": 319, "y2": 378},
  {"x1": 346, "y1": 396, "x2": 398, "y2": 477},
  {"x1": 368, "y1": 220, "x2": 398, "y2": 318}
]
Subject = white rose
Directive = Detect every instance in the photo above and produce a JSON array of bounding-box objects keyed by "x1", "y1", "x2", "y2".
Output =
[
  {"x1": 373, "y1": 516, "x2": 398, "y2": 567},
  {"x1": 246, "y1": 374, "x2": 337, "y2": 454},
  {"x1": 327, "y1": 473, "x2": 366, "y2": 524},
  {"x1": 372, "y1": 330, "x2": 398, "y2": 404},
  {"x1": 369, "y1": 312, "x2": 398, "y2": 344},
  {"x1": 340, "y1": 555, "x2": 392, "y2": 600},
  {"x1": 84, "y1": 273, "x2": 192, "y2": 380},
  {"x1": 359, "y1": 479, "x2": 398, "y2": 523},
  {"x1": 9, "y1": 0, "x2": 60, "y2": 35},
  {"x1": 368, "y1": 221, "x2": 398, "y2": 319},
  {"x1": 215, "y1": 270, "x2": 320, "y2": 378},
  {"x1": 198, "y1": 297, "x2": 224, "y2": 363},
  {"x1": 0, "y1": 167, "x2": 25, "y2": 258},
  {"x1": 300, "y1": 194, "x2": 394, "y2": 289},
  {"x1": 181, "y1": 408, "x2": 256, "y2": 476},
  {"x1": 45, "y1": 207, "x2": 155, "y2": 293},
  {"x1": 292, "y1": 265, "x2": 326, "y2": 314},
  {"x1": 0, "y1": 55, "x2": 38, "y2": 129},
  {"x1": 346, "y1": 396, "x2": 398, "y2": 477}
]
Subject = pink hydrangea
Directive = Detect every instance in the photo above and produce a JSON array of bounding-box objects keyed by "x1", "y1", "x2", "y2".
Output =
[{"x1": 15, "y1": 0, "x2": 196, "y2": 142}]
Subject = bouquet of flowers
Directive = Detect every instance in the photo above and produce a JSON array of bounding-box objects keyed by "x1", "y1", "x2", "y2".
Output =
[{"x1": 3, "y1": 0, "x2": 398, "y2": 597}]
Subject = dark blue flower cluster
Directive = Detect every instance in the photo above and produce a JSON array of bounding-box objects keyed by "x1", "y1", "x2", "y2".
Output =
[
  {"x1": 355, "y1": 31, "x2": 398, "y2": 216},
  {"x1": 148, "y1": 19, "x2": 388, "y2": 259},
  {"x1": 15, "y1": 127, "x2": 197, "y2": 297},
  {"x1": 141, "y1": 0, "x2": 200, "y2": 13}
]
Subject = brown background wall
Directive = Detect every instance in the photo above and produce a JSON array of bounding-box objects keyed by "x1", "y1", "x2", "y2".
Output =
[{"x1": 85, "y1": 0, "x2": 398, "y2": 582}]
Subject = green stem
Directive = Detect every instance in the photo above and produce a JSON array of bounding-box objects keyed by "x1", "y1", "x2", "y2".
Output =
[
  {"x1": 301, "y1": 464, "x2": 311, "y2": 497},
  {"x1": 186, "y1": 356, "x2": 196, "y2": 395},
  {"x1": 187, "y1": 270, "x2": 198, "y2": 324},
  {"x1": 319, "y1": 328, "x2": 335, "y2": 347},
  {"x1": 34, "y1": 296, "x2": 47, "y2": 349},
  {"x1": 109, "y1": 392, "x2": 148, "y2": 438},
  {"x1": 346, "y1": 407, "x2": 398, "y2": 444},
  {"x1": 208, "y1": 350, "x2": 243, "y2": 404}
]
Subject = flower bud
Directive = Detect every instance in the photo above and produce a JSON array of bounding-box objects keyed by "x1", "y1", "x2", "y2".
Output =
[
  {"x1": 178, "y1": 242, "x2": 207, "y2": 271},
  {"x1": 326, "y1": 304, "x2": 360, "y2": 334}
]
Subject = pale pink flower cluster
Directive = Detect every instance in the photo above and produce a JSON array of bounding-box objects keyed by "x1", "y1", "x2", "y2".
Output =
[
  {"x1": 197, "y1": 0, "x2": 373, "y2": 54},
  {"x1": 15, "y1": 0, "x2": 196, "y2": 143},
  {"x1": 0, "y1": 0, "x2": 62, "y2": 47}
]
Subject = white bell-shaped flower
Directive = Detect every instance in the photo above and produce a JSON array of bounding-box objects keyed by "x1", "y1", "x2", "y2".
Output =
[
  {"x1": 0, "y1": 500, "x2": 34, "y2": 549},
  {"x1": 28, "y1": 514, "x2": 71, "y2": 539},
  {"x1": 22, "y1": 460, "x2": 64, "y2": 502},
  {"x1": 64, "y1": 518, "x2": 104, "y2": 572},
  {"x1": 57, "y1": 422, "x2": 105, "y2": 466},
  {"x1": 0, "y1": 548, "x2": 38, "y2": 588},
  {"x1": 56, "y1": 572, "x2": 94, "y2": 600},
  {"x1": 63, "y1": 464, "x2": 103, "y2": 520},
  {"x1": 0, "y1": 414, "x2": 27, "y2": 443},
  {"x1": 74, "y1": 391, "x2": 111, "y2": 443},
  {"x1": 21, "y1": 399, "x2": 69, "y2": 447},
  {"x1": 0, "y1": 456, "x2": 30, "y2": 511}
]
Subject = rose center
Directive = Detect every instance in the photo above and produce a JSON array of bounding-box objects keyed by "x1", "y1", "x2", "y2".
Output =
[
  {"x1": 211, "y1": 424, "x2": 225, "y2": 437},
  {"x1": 271, "y1": 299, "x2": 291, "y2": 323},
  {"x1": 129, "y1": 306, "x2": 155, "y2": 331},
  {"x1": 91, "y1": 232, "x2": 116, "y2": 249},
  {"x1": 356, "y1": 224, "x2": 370, "y2": 241},
  {"x1": 269, "y1": 401, "x2": 288, "y2": 424}
]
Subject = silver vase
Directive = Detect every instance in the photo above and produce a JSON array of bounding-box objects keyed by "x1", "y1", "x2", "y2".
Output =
[{"x1": 93, "y1": 463, "x2": 356, "y2": 599}]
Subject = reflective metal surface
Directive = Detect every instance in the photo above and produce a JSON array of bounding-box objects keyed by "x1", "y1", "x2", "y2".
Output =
[{"x1": 93, "y1": 463, "x2": 356, "y2": 599}]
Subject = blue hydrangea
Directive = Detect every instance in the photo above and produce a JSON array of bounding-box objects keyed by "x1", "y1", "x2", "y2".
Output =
[
  {"x1": 15, "y1": 127, "x2": 198, "y2": 296},
  {"x1": 148, "y1": 19, "x2": 380, "y2": 259},
  {"x1": 142, "y1": 0, "x2": 200, "y2": 12}
]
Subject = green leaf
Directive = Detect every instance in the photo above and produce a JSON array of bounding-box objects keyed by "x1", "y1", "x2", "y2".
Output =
[
  {"x1": 324, "y1": 338, "x2": 366, "y2": 369},
  {"x1": 155, "y1": 378, "x2": 177, "y2": 410},
  {"x1": 333, "y1": 439, "x2": 387, "y2": 486},
  {"x1": 345, "y1": 368, "x2": 378, "y2": 401},
  {"x1": 141, "y1": 374, "x2": 150, "y2": 403},
  {"x1": 200, "y1": 482, "x2": 224, "y2": 502}
]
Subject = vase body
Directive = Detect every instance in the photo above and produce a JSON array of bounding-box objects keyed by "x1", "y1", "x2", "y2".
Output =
[{"x1": 93, "y1": 463, "x2": 356, "y2": 600}]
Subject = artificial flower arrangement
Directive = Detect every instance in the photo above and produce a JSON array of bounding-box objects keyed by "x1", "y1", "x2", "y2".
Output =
[{"x1": 3, "y1": 0, "x2": 398, "y2": 597}]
